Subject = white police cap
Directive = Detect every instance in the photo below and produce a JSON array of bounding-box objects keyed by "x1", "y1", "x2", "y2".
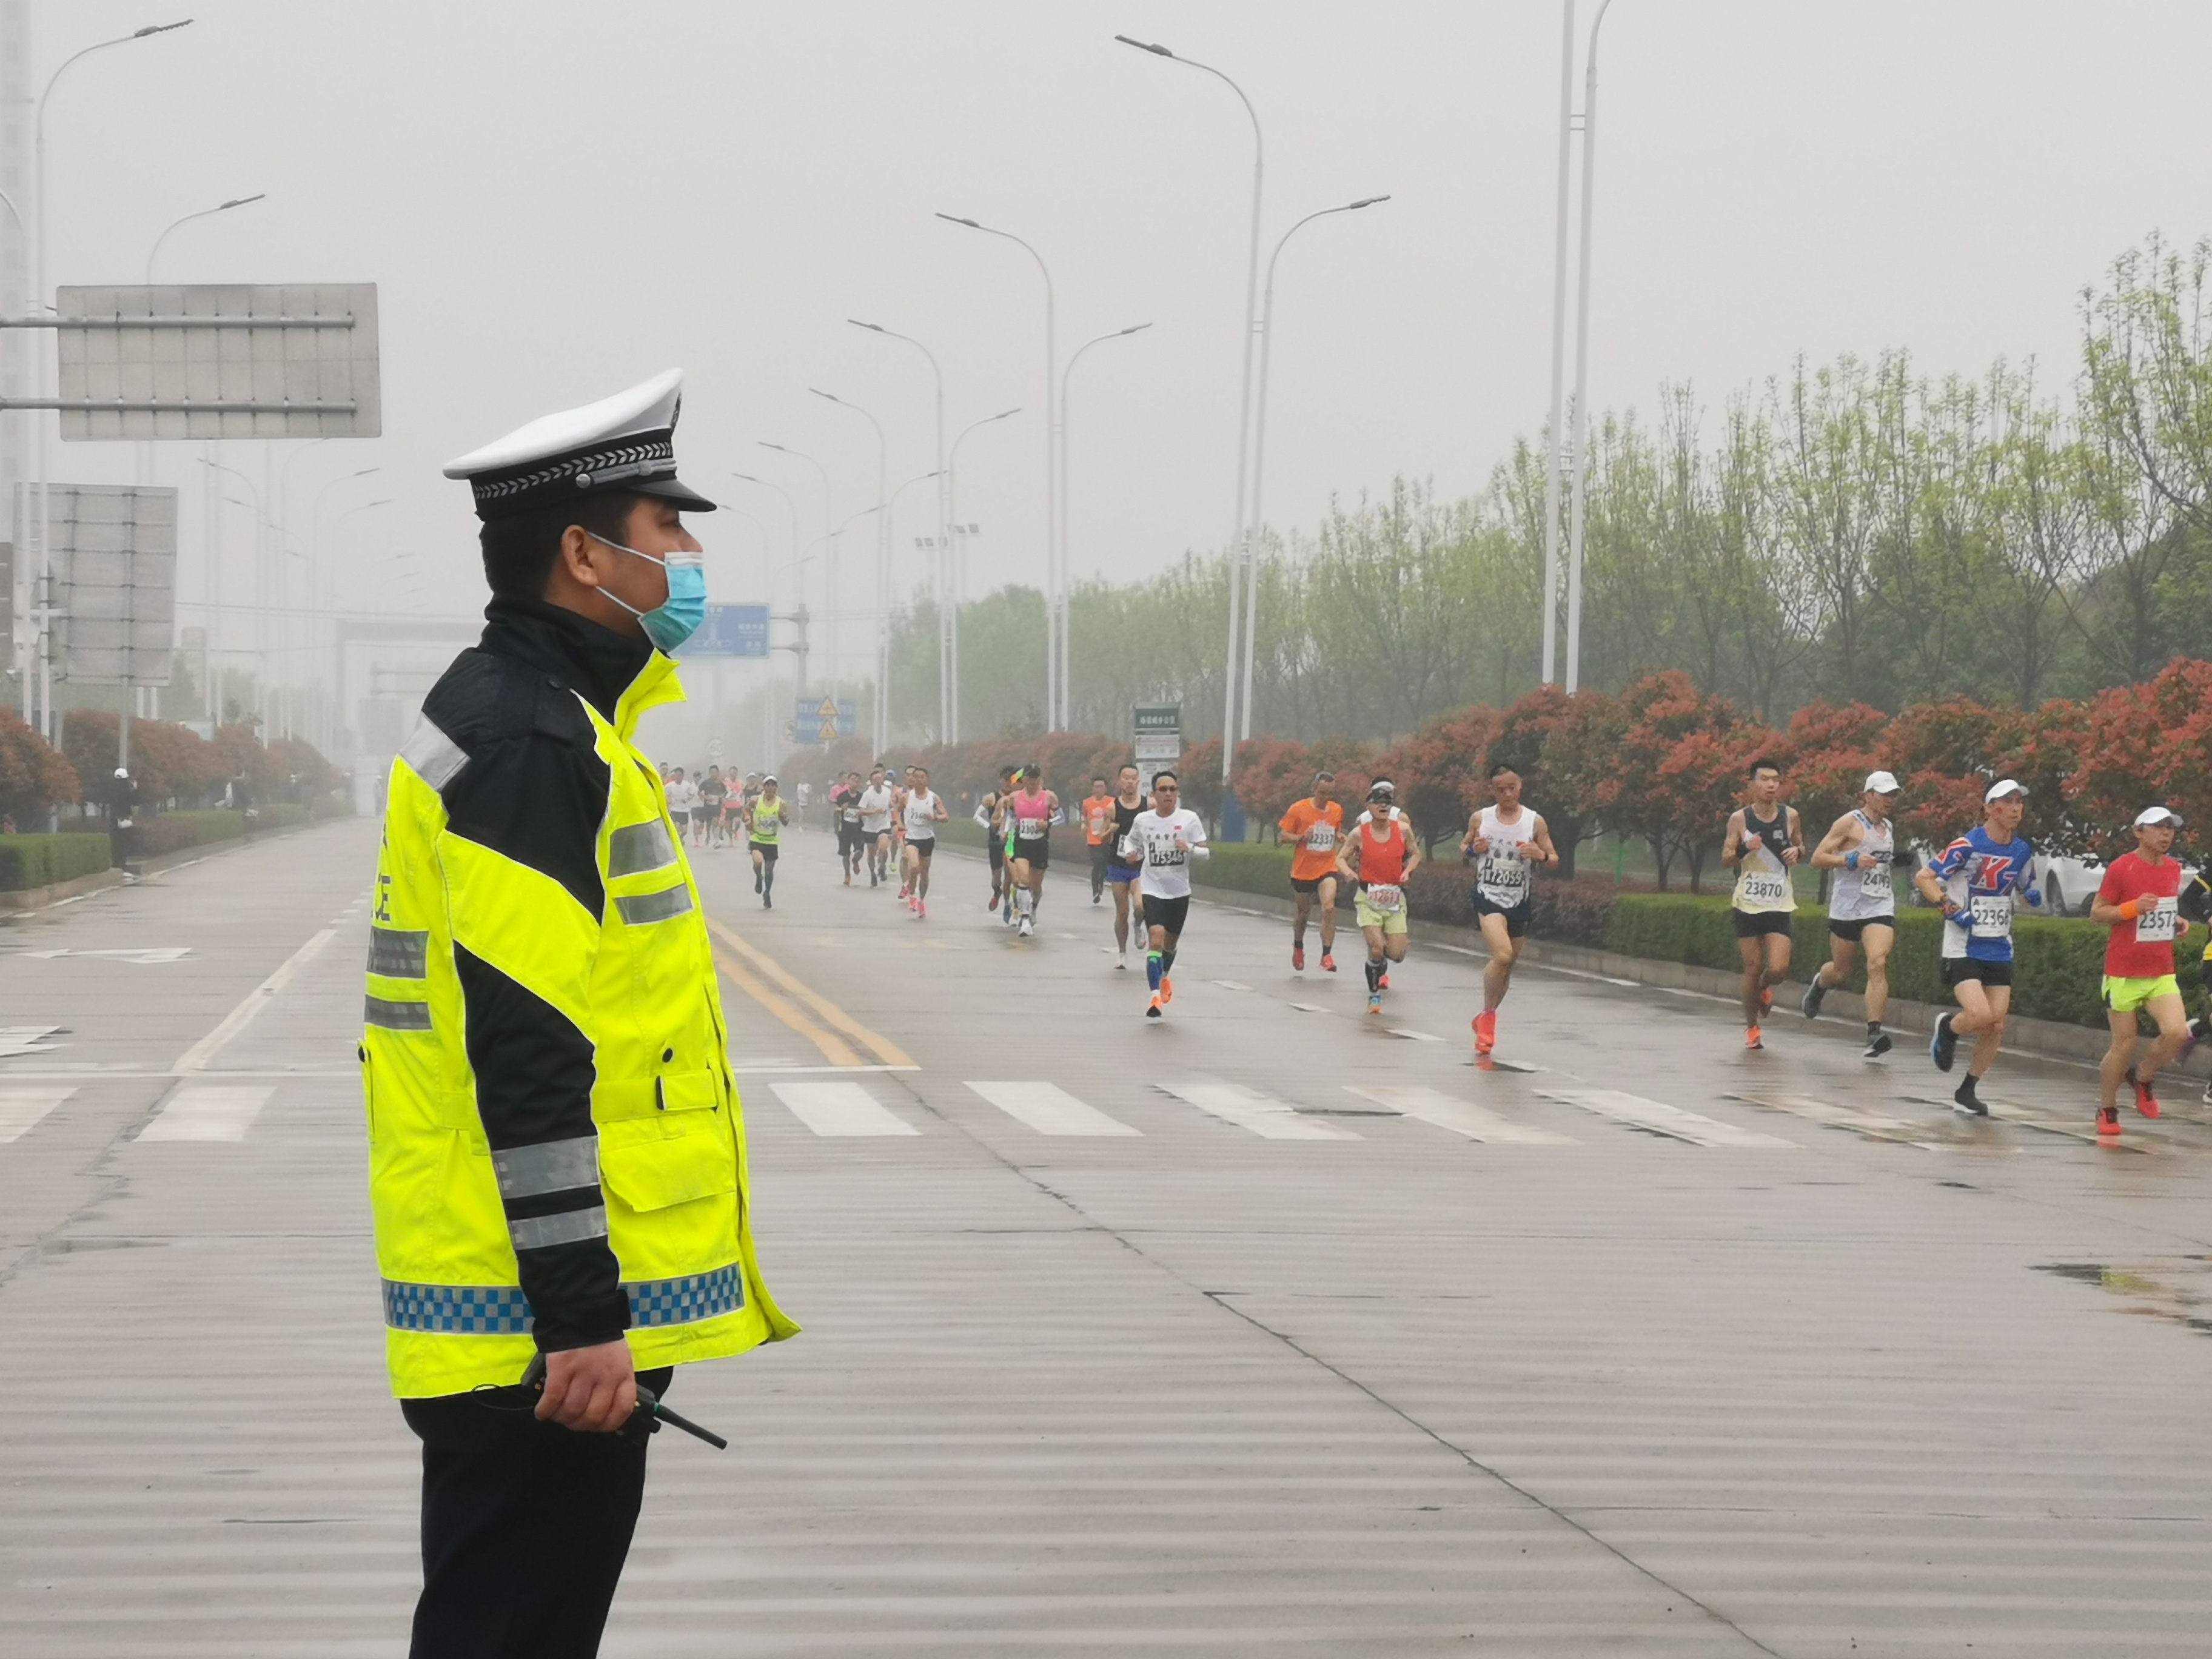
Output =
[{"x1": 443, "y1": 367, "x2": 717, "y2": 521}]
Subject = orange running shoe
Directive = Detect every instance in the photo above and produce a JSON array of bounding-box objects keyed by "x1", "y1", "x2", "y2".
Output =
[
  {"x1": 2127, "y1": 1065, "x2": 2160, "y2": 1118},
  {"x1": 1146, "y1": 994, "x2": 1163, "y2": 1019},
  {"x1": 1161, "y1": 976, "x2": 1174, "y2": 1005},
  {"x1": 1473, "y1": 1010, "x2": 1497, "y2": 1056},
  {"x1": 1320, "y1": 953, "x2": 1337, "y2": 973},
  {"x1": 1759, "y1": 985, "x2": 1774, "y2": 1016},
  {"x1": 2097, "y1": 1104, "x2": 2121, "y2": 1138},
  {"x1": 1745, "y1": 1027, "x2": 1764, "y2": 1051},
  {"x1": 1292, "y1": 945, "x2": 1305, "y2": 971}
]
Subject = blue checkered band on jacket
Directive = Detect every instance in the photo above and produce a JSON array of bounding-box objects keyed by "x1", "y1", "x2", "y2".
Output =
[{"x1": 381, "y1": 1262, "x2": 744, "y2": 1333}]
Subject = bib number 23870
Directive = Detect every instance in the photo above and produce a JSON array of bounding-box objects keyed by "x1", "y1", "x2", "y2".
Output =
[{"x1": 1743, "y1": 873, "x2": 1789, "y2": 907}]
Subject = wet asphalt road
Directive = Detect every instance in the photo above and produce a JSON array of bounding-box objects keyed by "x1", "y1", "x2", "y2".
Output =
[{"x1": 2, "y1": 815, "x2": 2208, "y2": 1657}]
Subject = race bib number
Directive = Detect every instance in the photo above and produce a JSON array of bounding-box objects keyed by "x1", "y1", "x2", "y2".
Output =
[
  {"x1": 1741, "y1": 873, "x2": 1790, "y2": 907},
  {"x1": 1478, "y1": 851, "x2": 1528, "y2": 902},
  {"x1": 1088, "y1": 809, "x2": 1109, "y2": 837},
  {"x1": 1969, "y1": 893, "x2": 2013, "y2": 941},
  {"x1": 2135, "y1": 896, "x2": 2179, "y2": 943},
  {"x1": 1858, "y1": 860, "x2": 1892, "y2": 899},
  {"x1": 1116, "y1": 835, "x2": 1136, "y2": 860},
  {"x1": 1366, "y1": 883, "x2": 1404, "y2": 914},
  {"x1": 1147, "y1": 841, "x2": 1185, "y2": 869},
  {"x1": 1304, "y1": 822, "x2": 1338, "y2": 853}
]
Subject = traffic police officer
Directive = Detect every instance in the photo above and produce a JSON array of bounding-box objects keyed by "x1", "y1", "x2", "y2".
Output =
[{"x1": 363, "y1": 369, "x2": 795, "y2": 1657}]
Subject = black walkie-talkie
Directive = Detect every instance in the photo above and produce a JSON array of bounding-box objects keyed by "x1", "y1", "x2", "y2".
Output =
[{"x1": 518, "y1": 1353, "x2": 729, "y2": 1450}]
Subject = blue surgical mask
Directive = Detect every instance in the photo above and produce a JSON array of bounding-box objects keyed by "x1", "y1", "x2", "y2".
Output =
[{"x1": 588, "y1": 530, "x2": 706, "y2": 653}]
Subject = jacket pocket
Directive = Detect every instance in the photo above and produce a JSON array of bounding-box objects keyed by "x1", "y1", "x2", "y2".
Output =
[{"x1": 600, "y1": 1110, "x2": 737, "y2": 1213}]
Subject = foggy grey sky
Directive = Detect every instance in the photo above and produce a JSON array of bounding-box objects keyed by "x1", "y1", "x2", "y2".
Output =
[{"x1": 36, "y1": 0, "x2": 2212, "y2": 685}]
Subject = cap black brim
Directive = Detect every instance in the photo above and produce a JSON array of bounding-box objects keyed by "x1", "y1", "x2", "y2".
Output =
[{"x1": 634, "y1": 475, "x2": 718, "y2": 513}]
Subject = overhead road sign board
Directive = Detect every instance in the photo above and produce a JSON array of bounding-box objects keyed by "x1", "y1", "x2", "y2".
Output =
[
  {"x1": 22, "y1": 485, "x2": 178, "y2": 686},
  {"x1": 8, "y1": 284, "x2": 382, "y2": 440},
  {"x1": 680, "y1": 603, "x2": 769, "y2": 659},
  {"x1": 793, "y1": 698, "x2": 856, "y2": 745}
]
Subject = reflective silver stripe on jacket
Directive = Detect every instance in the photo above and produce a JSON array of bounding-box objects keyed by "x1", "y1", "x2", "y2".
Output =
[
  {"x1": 492, "y1": 1135, "x2": 598, "y2": 1199},
  {"x1": 366, "y1": 927, "x2": 429, "y2": 978},
  {"x1": 398, "y1": 714, "x2": 468, "y2": 792},
  {"x1": 607, "y1": 820, "x2": 677, "y2": 877},
  {"x1": 615, "y1": 885, "x2": 694, "y2": 925},
  {"x1": 364, "y1": 994, "x2": 433, "y2": 1030},
  {"x1": 508, "y1": 1205, "x2": 609, "y2": 1251}
]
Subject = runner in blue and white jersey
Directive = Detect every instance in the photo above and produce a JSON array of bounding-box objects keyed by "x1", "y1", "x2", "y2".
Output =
[{"x1": 1912, "y1": 778, "x2": 2039, "y2": 1116}]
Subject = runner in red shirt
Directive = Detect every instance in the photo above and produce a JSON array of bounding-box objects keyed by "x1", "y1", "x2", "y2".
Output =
[
  {"x1": 1335, "y1": 780, "x2": 1421, "y2": 1016},
  {"x1": 2088, "y1": 806, "x2": 2194, "y2": 1137}
]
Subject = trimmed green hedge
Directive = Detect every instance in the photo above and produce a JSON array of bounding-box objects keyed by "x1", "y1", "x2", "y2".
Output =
[
  {"x1": 0, "y1": 833, "x2": 114, "y2": 892},
  {"x1": 257, "y1": 802, "x2": 313, "y2": 831},
  {"x1": 1603, "y1": 894, "x2": 2200, "y2": 1030}
]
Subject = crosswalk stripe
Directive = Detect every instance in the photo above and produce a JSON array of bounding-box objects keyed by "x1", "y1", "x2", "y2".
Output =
[
  {"x1": 966, "y1": 1081, "x2": 1141, "y2": 1137},
  {"x1": 1346, "y1": 1085, "x2": 1577, "y2": 1144},
  {"x1": 0, "y1": 1026, "x2": 63, "y2": 1059},
  {"x1": 1156, "y1": 1081, "x2": 1362, "y2": 1141},
  {"x1": 769, "y1": 1080, "x2": 918, "y2": 1137},
  {"x1": 1731, "y1": 1090, "x2": 1941, "y2": 1148},
  {"x1": 1387, "y1": 1028, "x2": 1443, "y2": 1042},
  {"x1": 138, "y1": 1085, "x2": 273, "y2": 1142},
  {"x1": 1539, "y1": 1088, "x2": 1797, "y2": 1148},
  {"x1": 0, "y1": 1086, "x2": 73, "y2": 1144}
]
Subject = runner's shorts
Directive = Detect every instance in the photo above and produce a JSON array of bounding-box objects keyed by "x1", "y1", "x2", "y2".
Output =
[
  {"x1": 1141, "y1": 893, "x2": 1190, "y2": 936},
  {"x1": 749, "y1": 840, "x2": 779, "y2": 865},
  {"x1": 1290, "y1": 873, "x2": 1337, "y2": 895},
  {"x1": 1355, "y1": 890, "x2": 1408, "y2": 935},
  {"x1": 987, "y1": 837, "x2": 1005, "y2": 868},
  {"x1": 1470, "y1": 893, "x2": 1532, "y2": 939},
  {"x1": 1108, "y1": 861, "x2": 1141, "y2": 885},
  {"x1": 1732, "y1": 908, "x2": 1794, "y2": 939},
  {"x1": 906, "y1": 836, "x2": 936, "y2": 862},
  {"x1": 1014, "y1": 835, "x2": 1049, "y2": 870},
  {"x1": 2103, "y1": 973, "x2": 2180, "y2": 1013},
  {"x1": 1943, "y1": 957, "x2": 2011, "y2": 988},
  {"x1": 1827, "y1": 916, "x2": 1894, "y2": 943},
  {"x1": 838, "y1": 822, "x2": 862, "y2": 854}
]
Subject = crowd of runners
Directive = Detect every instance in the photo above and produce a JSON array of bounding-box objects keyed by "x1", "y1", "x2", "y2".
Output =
[{"x1": 677, "y1": 751, "x2": 2212, "y2": 1138}]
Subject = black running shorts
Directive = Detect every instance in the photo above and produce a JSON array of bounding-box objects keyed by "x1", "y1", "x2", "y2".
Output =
[
  {"x1": 749, "y1": 840, "x2": 779, "y2": 864},
  {"x1": 1827, "y1": 916, "x2": 1894, "y2": 943},
  {"x1": 1290, "y1": 873, "x2": 1338, "y2": 895},
  {"x1": 1943, "y1": 957, "x2": 2012, "y2": 988},
  {"x1": 906, "y1": 837, "x2": 935, "y2": 862},
  {"x1": 1732, "y1": 908, "x2": 1794, "y2": 939},
  {"x1": 1014, "y1": 836, "x2": 1049, "y2": 870},
  {"x1": 1141, "y1": 893, "x2": 1190, "y2": 937},
  {"x1": 1471, "y1": 893, "x2": 1532, "y2": 939}
]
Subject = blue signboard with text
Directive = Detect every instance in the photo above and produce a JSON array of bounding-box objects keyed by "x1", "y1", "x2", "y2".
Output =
[
  {"x1": 793, "y1": 697, "x2": 857, "y2": 745},
  {"x1": 682, "y1": 603, "x2": 769, "y2": 658}
]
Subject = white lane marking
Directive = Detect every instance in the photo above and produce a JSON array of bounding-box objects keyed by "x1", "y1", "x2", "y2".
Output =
[
  {"x1": 1156, "y1": 1081, "x2": 1362, "y2": 1141},
  {"x1": 1388, "y1": 1028, "x2": 1443, "y2": 1042},
  {"x1": 12, "y1": 947, "x2": 193, "y2": 963},
  {"x1": 1730, "y1": 1091, "x2": 1940, "y2": 1148},
  {"x1": 769, "y1": 1081, "x2": 918, "y2": 1136},
  {"x1": 1539, "y1": 1088, "x2": 1798, "y2": 1148},
  {"x1": 1287, "y1": 1002, "x2": 1330, "y2": 1014},
  {"x1": 173, "y1": 928, "x2": 338, "y2": 1073},
  {"x1": 1211, "y1": 980, "x2": 1254, "y2": 992},
  {"x1": 967, "y1": 1081, "x2": 1141, "y2": 1137},
  {"x1": 138, "y1": 1085, "x2": 273, "y2": 1142},
  {"x1": 0, "y1": 1026, "x2": 65, "y2": 1058},
  {"x1": 0, "y1": 1086, "x2": 74, "y2": 1143},
  {"x1": 1347, "y1": 1085, "x2": 1577, "y2": 1145}
]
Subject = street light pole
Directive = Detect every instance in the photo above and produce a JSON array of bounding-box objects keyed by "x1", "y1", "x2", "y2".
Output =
[
  {"x1": 936, "y1": 213, "x2": 1059, "y2": 728},
  {"x1": 1059, "y1": 324, "x2": 1151, "y2": 733},
  {"x1": 1116, "y1": 34, "x2": 1262, "y2": 783},
  {"x1": 758, "y1": 440, "x2": 834, "y2": 687},
  {"x1": 30, "y1": 18, "x2": 195, "y2": 742},
  {"x1": 810, "y1": 389, "x2": 888, "y2": 749},
  {"x1": 850, "y1": 320, "x2": 953, "y2": 740},
  {"x1": 1241, "y1": 196, "x2": 1390, "y2": 741},
  {"x1": 1540, "y1": 0, "x2": 1576, "y2": 687},
  {"x1": 1564, "y1": 0, "x2": 1620, "y2": 695},
  {"x1": 946, "y1": 406, "x2": 1023, "y2": 721}
]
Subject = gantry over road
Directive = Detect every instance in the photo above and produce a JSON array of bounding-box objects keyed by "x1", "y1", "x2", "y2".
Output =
[{"x1": 2, "y1": 817, "x2": 2208, "y2": 1655}]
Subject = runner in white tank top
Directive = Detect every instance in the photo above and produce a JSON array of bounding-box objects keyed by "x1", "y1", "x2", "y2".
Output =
[
  {"x1": 897, "y1": 766, "x2": 948, "y2": 919},
  {"x1": 1804, "y1": 771, "x2": 1903, "y2": 1056},
  {"x1": 1460, "y1": 762, "x2": 1560, "y2": 1058}
]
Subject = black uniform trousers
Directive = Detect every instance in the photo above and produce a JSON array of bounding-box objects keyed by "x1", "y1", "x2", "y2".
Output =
[{"x1": 402, "y1": 1367, "x2": 674, "y2": 1659}]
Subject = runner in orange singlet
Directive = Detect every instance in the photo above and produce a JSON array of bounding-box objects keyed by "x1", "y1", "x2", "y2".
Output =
[{"x1": 1335, "y1": 780, "x2": 1421, "y2": 1015}]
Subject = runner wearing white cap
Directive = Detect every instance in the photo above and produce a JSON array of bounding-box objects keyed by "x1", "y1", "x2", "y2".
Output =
[
  {"x1": 1913, "y1": 778, "x2": 2039, "y2": 1115},
  {"x1": 2088, "y1": 806, "x2": 2194, "y2": 1138},
  {"x1": 1803, "y1": 770, "x2": 1903, "y2": 1056}
]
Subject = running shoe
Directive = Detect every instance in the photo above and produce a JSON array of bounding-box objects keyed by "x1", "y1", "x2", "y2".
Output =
[
  {"x1": 870, "y1": 870, "x2": 879, "y2": 888},
  {"x1": 2097, "y1": 1104, "x2": 2121, "y2": 1138},
  {"x1": 1863, "y1": 1031, "x2": 1894, "y2": 1059},
  {"x1": 1115, "y1": 951, "x2": 1128, "y2": 972},
  {"x1": 843, "y1": 872, "x2": 851, "y2": 887},
  {"x1": 1292, "y1": 945, "x2": 1305, "y2": 972},
  {"x1": 1929, "y1": 1012, "x2": 1957, "y2": 1073},
  {"x1": 1760, "y1": 985, "x2": 1774, "y2": 1016},
  {"x1": 1367, "y1": 991, "x2": 1383, "y2": 1015},
  {"x1": 1800, "y1": 976, "x2": 1827, "y2": 1021},
  {"x1": 1744, "y1": 1027, "x2": 1763, "y2": 1051},
  {"x1": 1473, "y1": 1010, "x2": 1496, "y2": 1056},
  {"x1": 762, "y1": 891, "x2": 772, "y2": 910},
  {"x1": 2126, "y1": 1065, "x2": 2160, "y2": 1119},
  {"x1": 1954, "y1": 1079, "x2": 1988, "y2": 1117},
  {"x1": 1320, "y1": 953, "x2": 1336, "y2": 973},
  {"x1": 1161, "y1": 976, "x2": 1174, "y2": 1005},
  {"x1": 754, "y1": 869, "x2": 762, "y2": 894},
  {"x1": 2202, "y1": 1077, "x2": 2212, "y2": 1107},
  {"x1": 908, "y1": 893, "x2": 919, "y2": 914},
  {"x1": 1146, "y1": 994, "x2": 1163, "y2": 1019},
  {"x1": 916, "y1": 900, "x2": 927, "y2": 921},
  {"x1": 1017, "y1": 916, "x2": 1033, "y2": 939},
  {"x1": 1378, "y1": 972, "x2": 1391, "y2": 991}
]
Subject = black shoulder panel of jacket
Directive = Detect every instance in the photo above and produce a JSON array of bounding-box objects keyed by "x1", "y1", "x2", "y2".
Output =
[
  {"x1": 455, "y1": 941, "x2": 631, "y2": 1353},
  {"x1": 2182, "y1": 871, "x2": 2212, "y2": 927},
  {"x1": 422, "y1": 648, "x2": 609, "y2": 919}
]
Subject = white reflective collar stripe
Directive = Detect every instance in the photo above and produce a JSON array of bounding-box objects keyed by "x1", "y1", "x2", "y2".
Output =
[
  {"x1": 508, "y1": 1205, "x2": 609, "y2": 1251},
  {"x1": 492, "y1": 1136, "x2": 599, "y2": 1199},
  {"x1": 608, "y1": 820, "x2": 677, "y2": 877},
  {"x1": 399, "y1": 714, "x2": 468, "y2": 791}
]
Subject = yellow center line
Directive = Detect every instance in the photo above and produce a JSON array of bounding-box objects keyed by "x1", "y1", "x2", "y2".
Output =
[
  {"x1": 712, "y1": 948, "x2": 866, "y2": 1068},
  {"x1": 706, "y1": 915, "x2": 919, "y2": 1070}
]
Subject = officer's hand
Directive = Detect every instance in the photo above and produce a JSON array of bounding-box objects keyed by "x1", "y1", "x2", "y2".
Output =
[{"x1": 537, "y1": 1340, "x2": 636, "y2": 1433}]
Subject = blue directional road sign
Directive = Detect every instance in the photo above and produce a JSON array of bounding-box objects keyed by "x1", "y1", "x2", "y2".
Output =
[
  {"x1": 681, "y1": 603, "x2": 769, "y2": 658},
  {"x1": 793, "y1": 696, "x2": 857, "y2": 745}
]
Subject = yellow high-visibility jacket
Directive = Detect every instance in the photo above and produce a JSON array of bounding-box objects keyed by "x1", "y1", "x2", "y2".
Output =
[{"x1": 361, "y1": 597, "x2": 794, "y2": 1398}]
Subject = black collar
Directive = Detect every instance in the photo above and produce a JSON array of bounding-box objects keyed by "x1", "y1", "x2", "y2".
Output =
[{"x1": 477, "y1": 596, "x2": 654, "y2": 721}]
